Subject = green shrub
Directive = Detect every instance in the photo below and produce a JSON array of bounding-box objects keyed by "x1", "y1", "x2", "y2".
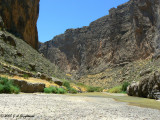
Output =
[
  {"x1": 0, "y1": 84, "x2": 4, "y2": 93},
  {"x1": 57, "y1": 88, "x2": 66, "y2": 94},
  {"x1": 63, "y1": 81, "x2": 70, "y2": 89},
  {"x1": 23, "y1": 74, "x2": 29, "y2": 79},
  {"x1": 44, "y1": 87, "x2": 53, "y2": 93},
  {"x1": 94, "y1": 87, "x2": 103, "y2": 92},
  {"x1": 87, "y1": 87, "x2": 95, "y2": 92},
  {"x1": 44, "y1": 87, "x2": 66, "y2": 94},
  {"x1": 69, "y1": 88, "x2": 78, "y2": 94},
  {"x1": 87, "y1": 86, "x2": 103, "y2": 92},
  {"x1": 122, "y1": 82, "x2": 130, "y2": 92},
  {"x1": 10, "y1": 85, "x2": 20, "y2": 94},
  {"x1": 51, "y1": 87, "x2": 58, "y2": 93},
  {"x1": 44, "y1": 86, "x2": 58, "y2": 94},
  {"x1": 108, "y1": 86, "x2": 122, "y2": 93},
  {"x1": 0, "y1": 77, "x2": 20, "y2": 94},
  {"x1": 108, "y1": 82, "x2": 130, "y2": 93}
]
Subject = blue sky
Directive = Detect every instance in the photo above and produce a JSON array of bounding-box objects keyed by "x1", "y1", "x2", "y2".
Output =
[{"x1": 37, "y1": 0, "x2": 129, "y2": 42}]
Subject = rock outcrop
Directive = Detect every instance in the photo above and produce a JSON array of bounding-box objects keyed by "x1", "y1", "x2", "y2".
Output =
[
  {"x1": 51, "y1": 77, "x2": 63, "y2": 86},
  {"x1": 39, "y1": 0, "x2": 160, "y2": 77},
  {"x1": 0, "y1": 0, "x2": 39, "y2": 49},
  {"x1": 127, "y1": 71, "x2": 160, "y2": 99},
  {"x1": 12, "y1": 79, "x2": 45, "y2": 93}
]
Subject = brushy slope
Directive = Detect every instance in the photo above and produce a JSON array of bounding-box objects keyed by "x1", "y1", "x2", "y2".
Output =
[{"x1": 78, "y1": 58, "x2": 160, "y2": 89}]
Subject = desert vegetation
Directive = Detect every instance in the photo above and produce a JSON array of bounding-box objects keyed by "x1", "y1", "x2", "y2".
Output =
[
  {"x1": 108, "y1": 82, "x2": 130, "y2": 93},
  {"x1": 63, "y1": 81, "x2": 78, "y2": 94},
  {"x1": 0, "y1": 77, "x2": 20, "y2": 94},
  {"x1": 44, "y1": 86, "x2": 66, "y2": 94}
]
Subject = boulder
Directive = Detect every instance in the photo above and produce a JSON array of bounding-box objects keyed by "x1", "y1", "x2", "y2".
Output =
[
  {"x1": 40, "y1": 74, "x2": 47, "y2": 80},
  {"x1": 12, "y1": 79, "x2": 45, "y2": 93},
  {"x1": 36, "y1": 72, "x2": 41, "y2": 78},
  {"x1": 127, "y1": 71, "x2": 160, "y2": 99},
  {"x1": 139, "y1": 69, "x2": 152, "y2": 77},
  {"x1": 51, "y1": 77, "x2": 63, "y2": 86},
  {"x1": 127, "y1": 81, "x2": 139, "y2": 96},
  {"x1": 153, "y1": 92, "x2": 160, "y2": 100},
  {"x1": 35, "y1": 72, "x2": 50, "y2": 81}
]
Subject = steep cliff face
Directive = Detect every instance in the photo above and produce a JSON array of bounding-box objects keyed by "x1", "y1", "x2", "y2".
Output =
[
  {"x1": 39, "y1": 0, "x2": 160, "y2": 77},
  {"x1": 0, "y1": 0, "x2": 39, "y2": 49},
  {"x1": 0, "y1": 0, "x2": 66, "y2": 79}
]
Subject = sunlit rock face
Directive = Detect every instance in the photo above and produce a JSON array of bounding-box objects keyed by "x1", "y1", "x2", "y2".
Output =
[
  {"x1": 0, "y1": 0, "x2": 40, "y2": 49},
  {"x1": 39, "y1": 0, "x2": 160, "y2": 76}
]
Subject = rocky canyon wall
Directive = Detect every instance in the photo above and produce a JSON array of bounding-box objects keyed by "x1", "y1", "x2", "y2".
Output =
[
  {"x1": 39, "y1": 0, "x2": 160, "y2": 77},
  {"x1": 0, "y1": 0, "x2": 39, "y2": 49},
  {"x1": 0, "y1": 0, "x2": 66, "y2": 79}
]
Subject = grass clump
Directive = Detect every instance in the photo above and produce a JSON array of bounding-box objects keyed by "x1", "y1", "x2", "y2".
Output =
[
  {"x1": 0, "y1": 77, "x2": 20, "y2": 94},
  {"x1": 87, "y1": 86, "x2": 103, "y2": 92}
]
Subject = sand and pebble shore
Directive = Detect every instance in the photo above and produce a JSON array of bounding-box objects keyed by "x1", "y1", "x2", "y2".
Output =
[{"x1": 0, "y1": 94, "x2": 159, "y2": 120}]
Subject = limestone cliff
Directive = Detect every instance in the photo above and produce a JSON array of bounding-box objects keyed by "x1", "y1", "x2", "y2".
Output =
[
  {"x1": 0, "y1": 0, "x2": 39, "y2": 49},
  {"x1": 39, "y1": 0, "x2": 160, "y2": 77}
]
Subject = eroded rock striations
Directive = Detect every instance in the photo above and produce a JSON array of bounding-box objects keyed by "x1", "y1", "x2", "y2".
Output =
[
  {"x1": 127, "y1": 71, "x2": 160, "y2": 99},
  {"x1": 39, "y1": 0, "x2": 160, "y2": 77},
  {"x1": 0, "y1": 0, "x2": 39, "y2": 49}
]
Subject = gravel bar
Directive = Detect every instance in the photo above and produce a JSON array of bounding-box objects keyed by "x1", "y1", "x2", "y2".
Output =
[{"x1": 0, "y1": 94, "x2": 159, "y2": 120}]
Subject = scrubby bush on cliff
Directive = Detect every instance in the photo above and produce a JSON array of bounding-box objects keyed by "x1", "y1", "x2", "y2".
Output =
[
  {"x1": 0, "y1": 77, "x2": 20, "y2": 94},
  {"x1": 63, "y1": 81, "x2": 71, "y2": 89},
  {"x1": 87, "y1": 86, "x2": 103, "y2": 92}
]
